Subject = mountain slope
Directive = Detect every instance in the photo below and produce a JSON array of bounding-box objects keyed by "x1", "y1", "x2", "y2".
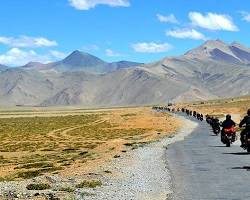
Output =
[
  {"x1": 1, "y1": 40, "x2": 250, "y2": 107},
  {"x1": 149, "y1": 56, "x2": 250, "y2": 98},
  {"x1": 21, "y1": 50, "x2": 142, "y2": 74},
  {"x1": 0, "y1": 69, "x2": 55, "y2": 105},
  {"x1": 40, "y1": 66, "x2": 217, "y2": 107},
  {"x1": 0, "y1": 64, "x2": 8, "y2": 71},
  {"x1": 49, "y1": 51, "x2": 107, "y2": 73},
  {"x1": 185, "y1": 39, "x2": 250, "y2": 64},
  {"x1": 230, "y1": 42, "x2": 250, "y2": 64}
]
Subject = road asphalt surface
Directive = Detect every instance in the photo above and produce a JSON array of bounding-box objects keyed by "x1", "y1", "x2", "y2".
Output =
[{"x1": 167, "y1": 115, "x2": 250, "y2": 200}]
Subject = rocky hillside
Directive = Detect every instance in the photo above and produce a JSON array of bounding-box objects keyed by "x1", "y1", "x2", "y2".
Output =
[{"x1": 1, "y1": 40, "x2": 250, "y2": 107}]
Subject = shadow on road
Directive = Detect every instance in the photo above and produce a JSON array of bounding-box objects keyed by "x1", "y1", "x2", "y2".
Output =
[
  {"x1": 223, "y1": 152, "x2": 250, "y2": 155},
  {"x1": 232, "y1": 166, "x2": 250, "y2": 171},
  {"x1": 209, "y1": 145, "x2": 226, "y2": 148}
]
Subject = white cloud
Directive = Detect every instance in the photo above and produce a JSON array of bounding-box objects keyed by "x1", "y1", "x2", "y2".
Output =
[
  {"x1": 239, "y1": 11, "x2": 250, "y2": 22},
  {"x1": 132, "y1": 42, "x2": 172, "y2": 53},
  {"x1": 69, "y1": 0, "x2": 130, "y2": 10},
  {"x1": 157, "y1": 14, "x2": 179, "y2": 24},
  {"x1": 0, "y1": 48, "x2": 51, "y2": 66},
  {"x1": 243, "y1": 14, "x2": 250, "y2": 22},
  {"x1": 0, "y1": 36, "x2": 57, "y2": 48},
  {"x1": 105, "y1": 49, "x2": 121, "y2": 57},
  {"x1": 189, "y1": 12, "x2": 238, "y2": 31},
  {"x1": 50, "y1": 50, "x2": 67, "y2": 59},
  {"x1": 166, "y1": 28, "x2": 207, "y2": 40},
  {"x1": 82, "y1": 44, "x2": 100, "y2": 51}
]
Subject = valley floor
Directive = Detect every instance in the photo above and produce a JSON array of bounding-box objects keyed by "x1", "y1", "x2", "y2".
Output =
[
  {"x1": 1, "y1": 96, "x2": 249, "y2": 199},
  {"x1": 0, "y1": 106, "x2": 180, "y2": 199}
]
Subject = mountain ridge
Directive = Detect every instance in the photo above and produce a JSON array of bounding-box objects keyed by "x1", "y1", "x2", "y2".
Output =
[
  {"x1": 19, "y1": 50, "x2": 142, "y2": 74},
  {"x1": 184, "y1": 39, "x2": 250, "y2": 64},
  {"x1": 1, "y1": 39, "x2": 250, "y2": 107}
]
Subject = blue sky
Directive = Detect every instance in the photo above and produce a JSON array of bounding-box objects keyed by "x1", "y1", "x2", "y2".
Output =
[{"x1": 0, "y1": 0, "x2": 250, "y2": 66}]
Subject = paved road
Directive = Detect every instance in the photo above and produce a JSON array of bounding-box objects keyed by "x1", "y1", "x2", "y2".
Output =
[{"x1": 167, "y1": 115, "x2": 250, "y2": 200}]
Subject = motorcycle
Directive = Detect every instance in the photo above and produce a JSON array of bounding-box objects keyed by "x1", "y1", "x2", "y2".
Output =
[
  {"x1": 241, "y1": 128, "x2": 250, "y2": 153},
  {"x1": 213, "y1": 126, "x2": 220, "y2": 135},
  {"x1": 222, "y1": 127, "x2": 236, "y2": 147},
  {"x1": 206, "y1": 117, "x2": 211, "y2": 124}
]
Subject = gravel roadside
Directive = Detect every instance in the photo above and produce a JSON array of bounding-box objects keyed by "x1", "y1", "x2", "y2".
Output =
[{"x1": 81, "y1": 114, "x2": 198, "y2": 200}]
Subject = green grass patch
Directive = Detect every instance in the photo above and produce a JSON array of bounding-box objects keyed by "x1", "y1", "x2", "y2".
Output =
[
  {"x1": 15, "y1": 162, "x2": 54, "y2": 169},
  {"x1": 76, "y1": 180, "x2": 102, "y2": 188},
  {"x1": 26, "y1": 183, "x2": 51, "y2": 190},
  {"x1": 121, "y1": 113, "x2": 137, "y2": 117},
  {"x1": 15, "y1": 166, "x2": 63, "y2": 180},
  {"x1": 55, "y1": 186, "x2": 75, "y2": 193}
]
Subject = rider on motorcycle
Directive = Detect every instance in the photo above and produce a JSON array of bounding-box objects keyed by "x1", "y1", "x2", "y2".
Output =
[
  {"x1": 212, "y1": 117, "x2": 220, "y2": 126},
  {"x1": 200, "y1": 114, "x2": 204, "y2": 121},
  {"x1": 239, "y1": 109, "x2": 250, "y2": 147},
  {"x1": 212, "y1": 118, "x2": 220, "y2": 134},
  {"x1": 221, "y1": 114, "x2": 236, "y2": 142}
]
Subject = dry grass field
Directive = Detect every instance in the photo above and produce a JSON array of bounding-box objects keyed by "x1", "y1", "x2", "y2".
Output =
[{"x1": 0, "y1": 107, "x2": 180, "y2": 181}]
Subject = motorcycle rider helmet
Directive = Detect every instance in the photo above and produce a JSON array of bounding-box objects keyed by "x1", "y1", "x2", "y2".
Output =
[
  {"x1": 226, "y1": 114, "x2": 231, "y2": 120},
  {"x1": 247, "y1": 108, "x2": 250, "y2": 116}
]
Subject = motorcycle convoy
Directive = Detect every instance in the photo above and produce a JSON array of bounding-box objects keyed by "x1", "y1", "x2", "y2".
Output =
[
  {"x1": 152, "y1": 106, "x2": 250, "y2": 153},
  {"x1": 206, "y1": 115, "x2": 236, "y2": 147}
]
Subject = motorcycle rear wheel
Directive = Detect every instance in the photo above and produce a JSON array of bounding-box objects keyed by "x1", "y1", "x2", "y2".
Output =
[{"x1": 247, "y1": 146, "x2": 250, "y2": 153}]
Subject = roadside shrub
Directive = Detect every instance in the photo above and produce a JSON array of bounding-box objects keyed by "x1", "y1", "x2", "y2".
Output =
[
  {"x1": 15, "y1": 162, "x2": 54, "y2": 169},
  {"x1": 26, "y1": 183, "x2": 51, "y2": 190},
  {"x1": 17, "y1": 170, "x2": 41, "y2": 179},
  {"x1": 56, "y1": 187, "x2": 74, "y2": 193},
  {"x1": 76, "y1": 180, "x2": 102, "y2": 188}
]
